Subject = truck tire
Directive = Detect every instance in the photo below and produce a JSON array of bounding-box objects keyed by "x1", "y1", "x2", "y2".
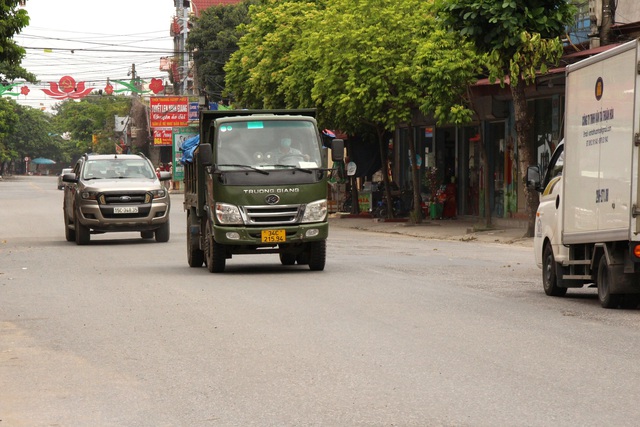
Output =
[
  {"x1": 598, "y1": 256, "x2": 622, "y2": 308},
  {"x1": 187, "y1": 212, "x2": 204, "y2": 268},
  {"x1": 542, "y1": 243, "x2": 567, "y2": 296},
  {"x1": 280, "y1": 253, "x2": 296, "y2": 265},
  {"x1": 63, "y1": 205, "x2": 75, "y2": 242},
  {"x1": 75, "y1": 215, "x2": 90, "y2": 245},
  {"x1": 205, "y1": 219, "x2": 225, "y2": 273},
  {"x1": 308, "y1": 240, "x2": 326, "y2": 271},
  {"x1": 141, "y1": 231, "x2": 154, "y2": 239},
  {"x1": 155, "y1": 221, "x2": 170, "y2": 243}
]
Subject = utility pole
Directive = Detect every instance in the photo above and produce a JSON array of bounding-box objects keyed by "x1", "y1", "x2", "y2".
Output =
[
  {"x1": 181, "y1": 2, "x2": 189, "y2": 95},
  {"x1": 131, "y1": 63, "x2": 139, "y2": 93},
  {"x1": 601, "y1": 0, "x2": 614, "y2": 45}
]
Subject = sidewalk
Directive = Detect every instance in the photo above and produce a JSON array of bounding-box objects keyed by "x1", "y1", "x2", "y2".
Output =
[{"x1": 329, "y1": 214, "x2": 533, "y2": 247}]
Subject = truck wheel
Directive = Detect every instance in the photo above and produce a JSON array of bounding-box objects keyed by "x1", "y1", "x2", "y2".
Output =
[
  {"x1": 308, "y1": 240, "x2": 326, "y2": 271},
  {"x1": 542, "y1": 243, "x2": 567, "y2": 296},
  {"x1": 296, "y1": 252, "x2": 310, "y2": 265},
  {"x1": 598, "y1": 256, "x2": 622, "y2": 308},
  {"x1": 75, "y1": 215, "x2": 90, "y2": 245},
  {"x1": 187, "y1": 213, "x2": 204, "y2": 267},
  {"x1": 155, "y1": 221, "x2": 170, "y2": 242},
  {"x1": 205, "y1": 219, "x2": 225, "y2": 273},
  {"x1": 141, "y1": 231, "x2": 154, "y2": 239},
  {"x1": 279, "y1": 253, "x2": 296, "y2": 265},
  {"x1": 621, "y1": 294, "x2": 640, "y2": 309},
  {"x1": 64, "y1": 205, "x2": 75, "y2": 242}
]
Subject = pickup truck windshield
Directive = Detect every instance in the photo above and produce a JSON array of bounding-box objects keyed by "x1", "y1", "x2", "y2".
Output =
[
  {"x1": 82, "y1": 159, "x2": 156, "y2": 180},
  {"x1": 215, "y1": 119, "x2": 322, "y2": 170}
]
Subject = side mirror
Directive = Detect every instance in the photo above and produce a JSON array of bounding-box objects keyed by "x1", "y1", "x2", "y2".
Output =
[
  {"x1": 330, "y1": 138, "x2": 344, "y2": 162},
  {"x1": 526, "y1": 165, "x2": 541, "y2": 192},
  {"x1": 199, "y1": 143, "x2": 212, "y2": 166},
  {"x1": 158, "y1": 171, "x2": 172, "y2": 181},
  {"x1": 62, "y1": 173, "x2": 78, "y2": 184}
]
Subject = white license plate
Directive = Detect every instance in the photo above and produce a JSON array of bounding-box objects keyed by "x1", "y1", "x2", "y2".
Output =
[{"x1": 113, "y1": 206, "x2": 138, "y2": 214}]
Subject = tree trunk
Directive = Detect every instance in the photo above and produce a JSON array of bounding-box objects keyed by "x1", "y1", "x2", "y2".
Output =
[
  {"x1": 376, "y1": 127, "x2": 394, "y2": 220},
  {"x1": 510, "y1": 77, "x2": 537, "y2": 237},
  {"x1": 407, "y1": 125, "x2": 423, "y2": 223},
  {"x1": 479, "y1": 125, "x2": 492, "y2": 228},
  {"x1": 466, "y1": 87, "x2": 492, "y2": 228}
]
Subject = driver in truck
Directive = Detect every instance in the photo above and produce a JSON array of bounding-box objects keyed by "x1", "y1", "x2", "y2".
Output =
[{"x1": 277, "y1": 137, "x2": 309, "y2": 162}]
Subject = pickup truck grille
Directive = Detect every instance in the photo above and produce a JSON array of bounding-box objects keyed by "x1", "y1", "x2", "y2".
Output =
[
  {"x1": 243, "y1": 204, "x2": 301, "y2": 225},
  {"x1": 98, "y1": 191, "x2": 152, "y2": 219},
  {"x1": 99, "y1": 192, "x2": 149, "y2": 205}
]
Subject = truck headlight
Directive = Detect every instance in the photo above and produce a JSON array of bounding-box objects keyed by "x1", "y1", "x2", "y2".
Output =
[
  {"x1": 150, "y1": 189, "x2": 166, "y2": 198},
  {"x1": 301, "y1": 199, "x2": 327, "y2": 223},
  {"x1": 215, "y1": 202, "x2": 243, "y2": 224},
  {"x1": 80, "y1": 191, "x2": 99, "y2": 200}
]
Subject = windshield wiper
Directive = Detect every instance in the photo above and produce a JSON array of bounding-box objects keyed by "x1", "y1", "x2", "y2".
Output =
[
  {"x1": 216, "y1": 164, "x2": 270, "y2": 175},
  {"x1": 271, "y1": 164, "x2": 313, "y2": 174}
]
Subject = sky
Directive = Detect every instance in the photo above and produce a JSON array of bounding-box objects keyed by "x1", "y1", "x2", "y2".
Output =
[{"x1": 12, "y1": 0, "x2": 178, "y2": 113}]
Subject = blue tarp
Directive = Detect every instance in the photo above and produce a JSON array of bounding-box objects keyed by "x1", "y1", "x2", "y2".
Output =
[{"x1": 180, "y1": 134, "x2": 200, "y2": 164}]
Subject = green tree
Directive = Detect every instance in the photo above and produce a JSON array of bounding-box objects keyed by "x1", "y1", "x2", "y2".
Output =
[
  {"x1": 437, "y1": 0, "x2": 576, "y2": 235},
  {"x1": 226, "y1": 0, "x2": 480, "y2": 222},
  {"x1": 0, "y1": 0, "x2": 36, "y2": 82},
  {"x1": 306, "y1": 0, "x2": 479, "y2": 221},
  {"x1": 225, "y1": 0, "x2": 322, "y2": 109},
  {"x1": 52, "y1": 96, "x2": 132, "y2": 156},
  {"x1": 187, "y1": 0, "x2": 255, "y2": 101},
  {"x1": 0, "y1": 98, "x2": 19, "y2": 173}
]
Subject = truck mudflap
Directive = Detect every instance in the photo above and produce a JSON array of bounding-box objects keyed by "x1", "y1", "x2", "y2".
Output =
[{"x1": 212, "y1": 222, "x2": 328, "y2": 246}]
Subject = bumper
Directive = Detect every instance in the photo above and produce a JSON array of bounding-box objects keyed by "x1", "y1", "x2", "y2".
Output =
[
  {"x1": 77, "y1": 200, "x2": 170, "y2": 232},
  {"x1": 213, "y1": 222, "x2": 329, "y2": 245}
]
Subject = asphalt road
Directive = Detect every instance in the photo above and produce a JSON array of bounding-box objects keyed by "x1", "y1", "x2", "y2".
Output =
[{"x1": 2, "y1": 176, "x2": 640, "y2": 426}]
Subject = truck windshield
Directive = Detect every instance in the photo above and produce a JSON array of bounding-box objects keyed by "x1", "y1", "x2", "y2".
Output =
[{"x1": 215, "y1": 119, "x2": 322, "y2": 170}]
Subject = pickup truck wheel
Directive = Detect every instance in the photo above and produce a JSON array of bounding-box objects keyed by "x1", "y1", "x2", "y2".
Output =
[
  {"x1": 205, "y1": 219, "x2": 225, "y2": 273},
  {"x1": 308, "y1": 240, "x2": 326, "y2": 271},
  {"x1": 187, "y1": 213, "x2": 204, "y2": 267},
  {"x1": 75, "y1": 215, "x2": 90, "y2": 245},
  {"x1": 141, "y1": 231, "x2": 154, "y2": 239},
  {"x1": 598, "y1": 256, "x2": 622, "y2": 308},
  {"x1": 542, "y1": 243, "x2": 567, "y2": 296},
  {"x1": 63, "y1": 205, "x2": 75, "y2": 242},
  {"x1": 155, "y1": 221, "x2": 170, "y2": 242},
  {"x1": 279, "y1": 253, "x2": 296, "y2": 265}
]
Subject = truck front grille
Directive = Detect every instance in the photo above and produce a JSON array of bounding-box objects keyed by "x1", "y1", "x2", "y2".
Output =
[
  {"x1": 98, "y1": 191, "x2": 152, "y2": 219},
  {"x1": 99, "y1": 191, "x2": 149, "y2": 205},
  {"x1": 243, "y1": 204, "x2": 302, "y2": 225}
]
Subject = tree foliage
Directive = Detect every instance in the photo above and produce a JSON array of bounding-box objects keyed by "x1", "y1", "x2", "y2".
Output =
[
  {"x1": 225, "y1": 0, "x2": 323, "y2": 109},
  {"x1": 225, "y1": 0, "x2": 481, "y2": 221},
  {"x1": 437, "y1": 0, "x2": 576, "y2": 235},
  {"x1": 52, "y1": 96, "x2": 132, "y2": 155},
  {"x1": 0, "y1": 0, "x2": 36, "y2": 82},
  {"x1": 187, "y1": 0, "x2": 255, "y2": 101}
]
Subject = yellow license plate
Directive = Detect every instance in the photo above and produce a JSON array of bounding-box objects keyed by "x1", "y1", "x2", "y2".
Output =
[{"x1": 261, "y1": 229, "x2": 285, "y2": 243}]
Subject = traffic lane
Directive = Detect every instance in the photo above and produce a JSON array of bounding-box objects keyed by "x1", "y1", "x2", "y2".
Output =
[{"x1": 3, "y1": 179, "x2": 640, "y2": 425}]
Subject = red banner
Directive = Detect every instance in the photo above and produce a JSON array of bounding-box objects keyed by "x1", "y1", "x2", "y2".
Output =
[
  {"x1": 153, "y1": 127, "x2": 173, "y2": 146},
  {"x1": 150, "y1": 96, "x2": 189, "y2": 127}
]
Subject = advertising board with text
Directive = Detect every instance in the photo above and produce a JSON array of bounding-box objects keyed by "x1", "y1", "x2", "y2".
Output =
[{"x1": 150, "y1": 96, "x2": 189, "y2": 128}]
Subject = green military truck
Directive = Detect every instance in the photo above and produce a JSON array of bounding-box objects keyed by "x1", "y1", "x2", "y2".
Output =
[{"x1": 183, "y1": 109, "x2": 343, "y2": 272}]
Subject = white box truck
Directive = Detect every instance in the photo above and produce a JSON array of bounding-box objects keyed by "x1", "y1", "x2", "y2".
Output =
[{"x1": 527, "y1": 38, "x2": 640, "y2": 308}]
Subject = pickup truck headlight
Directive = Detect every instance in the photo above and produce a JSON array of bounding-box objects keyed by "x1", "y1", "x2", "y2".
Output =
[
  {"x1": 215, "y1": 202, "x2": 243, "y2": 224},
  {"x1": 80, "y1": 191, "x2": 99, "y2": 200},
  {"x1": 150, "y1": 189, "x2": 167, "y2": 198},
  {"x1": 301, "y1": 199, "x2": 327, "y2": 223}
]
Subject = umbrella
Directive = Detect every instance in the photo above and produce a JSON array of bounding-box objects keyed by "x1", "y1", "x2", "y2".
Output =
[{"x1": 31, "y1": 158, "x2": 56, "y2": 165}]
